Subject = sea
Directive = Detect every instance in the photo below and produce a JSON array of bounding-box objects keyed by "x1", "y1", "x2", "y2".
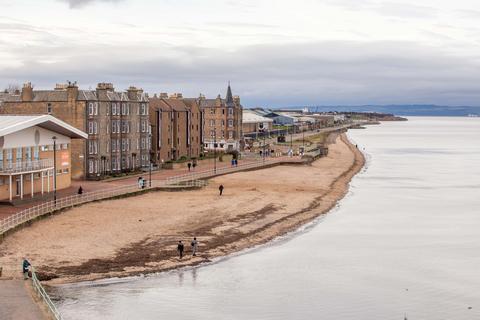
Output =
[{"x1": 53, "y1": 117, "x2": 480, "y2": 320}]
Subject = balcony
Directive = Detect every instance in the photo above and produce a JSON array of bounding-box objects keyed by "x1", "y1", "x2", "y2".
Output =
[{"x1": 0, "y1": 159, "x2": 54, "y2": 174}]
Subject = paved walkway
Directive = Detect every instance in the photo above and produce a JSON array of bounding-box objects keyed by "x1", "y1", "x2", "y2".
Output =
[
  {"x1": 0, "y1": 280, "x2": 45, "y2": 320},
  {"x1": 0, "y1": 156, "x2": 263, "y2": 220}
]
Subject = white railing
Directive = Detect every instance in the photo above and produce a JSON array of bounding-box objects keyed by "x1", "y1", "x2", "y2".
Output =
[
  {"x1": 31, "y1": 266, "x2": 62, "y2": 320},
  {"x1": 0, "y1": 159, "x2": 54, "y2": 174},
  {"x1": 0, "y1": 158, "x2": 299, "y2": 236}
]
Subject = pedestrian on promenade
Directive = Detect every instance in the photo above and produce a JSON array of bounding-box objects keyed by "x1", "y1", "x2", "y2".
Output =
[
  {"x1": 188, "y1": 163, "x2": 192, "y2": 171},
  {"x1": 22, "y1": 257, "x2": 31, "y2": 280},
  {"x1": 138, "y1": 177, "x2": 143, "y2": 189},
  {"x1": 78, "y1": 186, "x2": 83, "y2": 195},
  {"x1": 177, "y1": 241, "x2": 184, "y2": 259},
  {"x1": 191, "y1": 237, "x2": 198, "y2": 256},
  {"x1": 192, "y1": 162, "x2": 197, "y2": 171},
  {"x1": 234, "y1": 159, "x2": 238, "y2": 166},
  {"x1": 219, "y1": 184, "x2": 224, "y2": 196},
  {"x1": 231, "y1": 159, "x2": 235, "y2": 167}
]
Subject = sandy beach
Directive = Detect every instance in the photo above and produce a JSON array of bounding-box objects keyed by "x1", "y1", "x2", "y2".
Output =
[{"x1": 0, "y1": 134, "x2": 364, "y2": 285}]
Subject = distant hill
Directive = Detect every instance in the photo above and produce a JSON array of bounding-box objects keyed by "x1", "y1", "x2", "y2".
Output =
[{"x1": 286, "y1": 105, "x2": 480, "y2": 117}]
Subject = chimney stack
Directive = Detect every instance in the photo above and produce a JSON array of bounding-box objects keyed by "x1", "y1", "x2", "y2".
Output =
[{"x1": 21, "y1": 82, "x2": 33, "y2": 101}]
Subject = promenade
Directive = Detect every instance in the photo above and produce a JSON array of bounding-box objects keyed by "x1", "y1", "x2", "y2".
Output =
[{"x1": 0, "y1": 280, "x2": 45, "y2": 320}]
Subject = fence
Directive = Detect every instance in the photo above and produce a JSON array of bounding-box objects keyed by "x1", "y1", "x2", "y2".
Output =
[
  {"x1": 31, "y1": 266, "x2": 62, "y2": 320},
  {"x1": 165, "y1": 157, "x2": 287, "y2": 185}
]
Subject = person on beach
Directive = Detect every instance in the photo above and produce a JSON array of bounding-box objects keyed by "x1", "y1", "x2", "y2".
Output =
[
  {"x1": 22, "y1": 258, "x2": 31, "y2": 280},
  {"x1": 219, "y1": 184, "x2": 224, "y2": 196},
  {"x1": 177, "y1": 241, "x2": 184, "y2": 259},
  {"x1": 191, "y1": 237, "x2": 198, "y2": 256},
  {"x1": 188, "y1": 163, "x2": 192, "y2": 171},
  {"x1": 78, "y1": 186, "x2": 83, "y2": 195}
]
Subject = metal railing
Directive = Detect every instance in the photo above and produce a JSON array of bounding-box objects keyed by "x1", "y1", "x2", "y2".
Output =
[
  {"x1": 165, "y1": 157, "x2": 289, "y2": 185},
  {"x1": 31, "y1": 266, "x2": 62, "y2": 320},
  {"x1": 0, "y1": 159, "x2": 54, "y2": 174}
]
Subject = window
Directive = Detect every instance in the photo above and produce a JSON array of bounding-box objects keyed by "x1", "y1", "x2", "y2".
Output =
[
  {"x1": 210, "y1": 119, "x2": 215, "y2": 127},
  {"x1": 33, "y1": 147, "x2": 39, "y2": 160},
  {"x1": 228, "y1": 108, "x2": 233, "y2": 115},
  {"x1": 47, "y1": 103, "x2": 52, "y2": 114},
  {"x1": 16, "y1": 148, "x2": 22, "y2": 161},
  {"x1": 89, "y1": 159, "x2": 94, "y2": 174},
  {"x1": 222, "y1": 109, "x2": 225, "y2": 115},
  {"x1": 25, "y1": 147, "x2": 32, "y2": 160},
  {"x1": 88, "y1": 140, "x2": 98, "y2": 154},
  {"x1": 141, "y1": 120, "x2": 146, "y2": 133},
  {"x1": 106, "y1": 103, "x2": 110, "y2": 115},
  {"x1": 62, "y1": 144, "x2": 68, "y2": 150},
  {"x1": 88, "y1": 102, "x2": 94, "y2": 115},
  {"x1": 40, "y1": 146, "x2": 48, "y2": 152},
  {"x1": 229, "y1": 131, "x2": 234, "y2": 139},
  {"x1": 62, "y1": 168, "x2": 69, "y2": 174},
  {"x1": 228, "y1": 119, "x2": 233, "y2": 127},
  {"x1": 141, "y1": 138, "x2": 146, "y2": 149},
  {"x1": 210, "y1": 130, "x2": 215, "y2": 138},
  {"x1": 210, "y1": 108, "x2": 215, "y2": 114},
  {"x1": 140, "y1": 103, "x2": 147, "y2": 115}
]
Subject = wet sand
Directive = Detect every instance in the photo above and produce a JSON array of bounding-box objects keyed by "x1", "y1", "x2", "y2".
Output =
[{"x1": 0, "y1": 134, "x2": 364, "y2": 285}]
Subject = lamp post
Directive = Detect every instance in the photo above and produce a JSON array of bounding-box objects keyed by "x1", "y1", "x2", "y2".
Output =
[
  {"x1": 149, "y1": 151, "x2": 154, "y2": 187},
  {"x1": 52, "y1": 136, "x2": 57, "y2": 205},
  {"x1": 213, "y1": 130, "x2": 217, "y2": 174},
  {"x1": 262, "y1": 129, "x2": 266, "y2": 163}
]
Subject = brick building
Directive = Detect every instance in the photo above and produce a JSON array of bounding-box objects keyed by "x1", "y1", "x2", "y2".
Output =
[
  {"x1": 198, "y1": 84, "x2": 243, "y2": 152},
  {"x1": 149, "y1": 93, "x2": 202, "y2": 164},
  {"x1": 0, "y1": 82, "x2": 150, "y2": 180}
]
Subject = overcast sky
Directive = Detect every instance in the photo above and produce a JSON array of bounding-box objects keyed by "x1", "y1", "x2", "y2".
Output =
[{"x1": 1, "y1": 0, "x2": 480, "y2": 107}]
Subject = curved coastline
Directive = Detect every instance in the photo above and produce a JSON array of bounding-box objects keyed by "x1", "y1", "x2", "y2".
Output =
[{"x1": 0, "y1": 133, "x2": 365, "y2": 285}]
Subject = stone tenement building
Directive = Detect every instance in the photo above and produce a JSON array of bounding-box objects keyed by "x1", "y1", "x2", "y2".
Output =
[
  {"x1": 198, "y1": 84, "x2": 243, "y2": 152},
  {"x1": 0, "y1": 82, "x2": 150, "y2": 179},
  {"x1": 149, "y1": 93, "x2": 202, "y2": 165}
]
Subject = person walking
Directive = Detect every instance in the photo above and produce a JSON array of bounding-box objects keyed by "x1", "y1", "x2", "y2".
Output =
[
  {"x1": 219, "y1": 184, "x2": 224, "y2": 196},
  {"x1": 191, "y1": 237, "x2": 198, "y2": 256},
  {"x1": 192, "y1": 162, "x2": 197, "y2": 171},
  {"x1": 188, "y1": 163, "x2": 192, "y2": 171},
  {"x1": 177, "y1": 241, "x2": 184, "y2": 259},
  {"x1": 78, "y1": 186, "x2": 83, "y2": 195},
  {"x1": 22, "y1": 258, "x2": 31, "y2": 280}
]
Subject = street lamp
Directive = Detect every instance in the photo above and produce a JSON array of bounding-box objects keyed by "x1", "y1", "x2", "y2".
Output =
[
  {"x1": 213, "y1": 130, "x2": 217, "y2": 174},
  {"x1": 52, "y1": 136, "x2": 57, "y2": 205},
  {"x1": 149, "y1": 151, "x2": 154, "y2": 187},
  {"x1": 262, "y1": 129, "x2": 266, "y2": 163}
]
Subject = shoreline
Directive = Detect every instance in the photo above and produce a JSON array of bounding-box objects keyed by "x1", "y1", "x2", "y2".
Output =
[{"x1": 0, "y1": 133, "x2": 365, "y2": 286}]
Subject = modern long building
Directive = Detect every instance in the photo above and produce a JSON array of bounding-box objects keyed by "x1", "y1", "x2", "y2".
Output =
[
  {"x1": 0, "y1": 115, "x2": 87, "y2": 202},
  {"x1": 0, "y1": 82, "x2": 150, "y2": 180}
]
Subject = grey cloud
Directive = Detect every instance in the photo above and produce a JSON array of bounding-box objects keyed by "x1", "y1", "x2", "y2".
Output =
[
  {"x1": 2, "y1": 40, "x2": 480, "y2": 107},
  {"x1": 325, "y1": 1, "x2": 438, "y2": 19},
  {"x1": 60, "y1": 0, "x2": 125, "y2": 9}
]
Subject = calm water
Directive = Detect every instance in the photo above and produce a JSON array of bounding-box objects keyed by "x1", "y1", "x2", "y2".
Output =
[{"x1": 54, "y1": 117, "x2": 480, "y2": 320}]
